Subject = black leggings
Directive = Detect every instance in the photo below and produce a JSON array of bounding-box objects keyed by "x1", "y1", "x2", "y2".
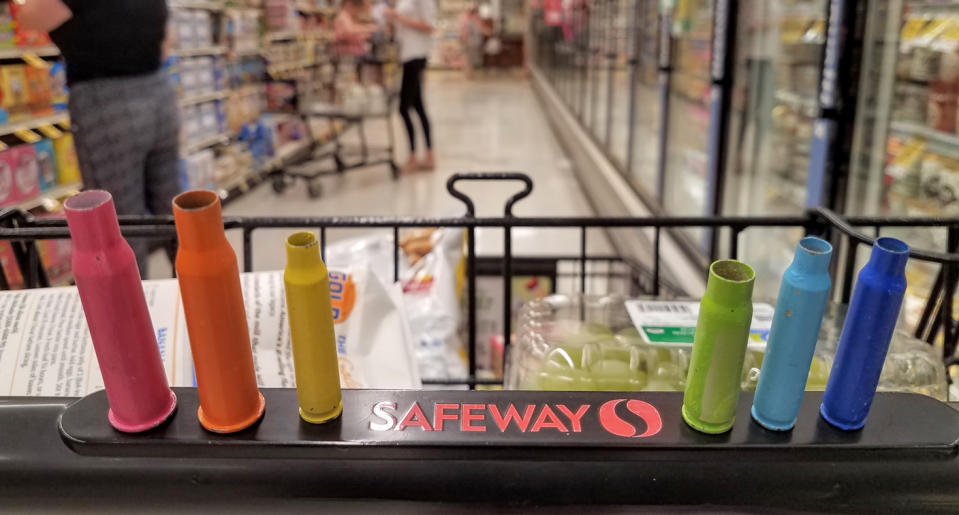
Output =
[{"x1": 399, "y1": 58, "x2": 432, "y2": 152}]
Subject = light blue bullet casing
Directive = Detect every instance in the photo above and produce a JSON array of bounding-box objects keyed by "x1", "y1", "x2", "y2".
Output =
[{"x1": 751, "y1": 237, "x2": 833, "y2": 431}]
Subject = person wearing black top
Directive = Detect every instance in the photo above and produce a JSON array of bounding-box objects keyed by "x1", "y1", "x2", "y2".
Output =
[{"x1": 18, "y1": 0, "x2": 179, "y2": 275}]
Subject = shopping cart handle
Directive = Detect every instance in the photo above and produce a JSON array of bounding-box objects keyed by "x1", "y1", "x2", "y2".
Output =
[{"x1": 446, "y1": 172, "x2": 534, "y2": 217}]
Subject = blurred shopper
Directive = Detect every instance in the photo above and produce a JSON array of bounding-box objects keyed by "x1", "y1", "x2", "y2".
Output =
[
  {"x1": 17, "y1": 0, "x2": 179, "y2": 275},
  {"x1": 459, "y1": 3, "x2": 486, "y2": 78},
  {"x1": 334, "y1": 0, "x2": 376, "y2": 58},
  {"x1": 387, "y1": 0, "x2": 436, "y2": 173}
]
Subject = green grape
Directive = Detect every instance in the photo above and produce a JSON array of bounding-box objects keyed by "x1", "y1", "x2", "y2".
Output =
[
  {"x1": 535, "y1": 367, "x2": 593, "y2": 391},
  {"x1": 587, "y1": 358, "x2": 648, "y2": 391},
  {"x1": 643, "y1": 378, "x2": 683, "y2": 391},
  {"x1": 805, "y1": 356, "x2": 830, "y2": 391},
  {"x1": 646, "y1": 362, "x2": 685, "y2": 391},
  {"x1": 547, "y1": 341, "x2": 588, "y2": 368},
  {"x1": 582, "y1": 322, "x2": 614, "y2": 336}
]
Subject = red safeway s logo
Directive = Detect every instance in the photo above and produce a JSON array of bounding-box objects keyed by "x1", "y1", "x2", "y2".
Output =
[{"x1": 598, "y1": 399, "x2": 663, "y2": 438}]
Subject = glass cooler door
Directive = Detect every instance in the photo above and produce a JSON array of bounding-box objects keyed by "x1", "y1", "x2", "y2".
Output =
[
  {"x1": 722, "y1": 0, "x2": 828, "y2": 300},
  {"x1": 847, "y1": 0, "x2": 959, "y2": 335},
  {"x1": 661, "y1": 0, "x2": 714, "y2": 247}
]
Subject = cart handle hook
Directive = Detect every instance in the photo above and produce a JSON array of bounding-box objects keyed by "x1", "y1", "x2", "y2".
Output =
[{"x1": 446, "y1": 172, "x2": 534, "y2": 217}]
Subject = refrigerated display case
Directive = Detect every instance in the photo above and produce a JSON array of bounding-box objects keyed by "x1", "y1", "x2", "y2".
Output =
[
  {"x1": 661, "y1": 0, "x2": 713, "y2": 247},
  {"x1": 589, "y1": 0, "x2": 612, "y2": 142},
  {"x1": 629, "y1": 0, "x2": 663, "y2": 197},
  {"x1": 609, "y1": 0, "x2": 636, "y2": 169},
  {"x1": 722, "y1": 0, "x2": 828, "y2": 300},
  {"x1": 847, "y1": 0, "x2": 959, "y2": 335}
]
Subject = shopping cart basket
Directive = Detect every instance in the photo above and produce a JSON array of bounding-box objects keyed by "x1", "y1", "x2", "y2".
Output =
[{"x1": 2, "y1": 172, "x2": 958, "y2": 387}]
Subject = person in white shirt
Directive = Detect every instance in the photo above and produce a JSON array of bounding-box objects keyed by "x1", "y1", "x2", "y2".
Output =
[{"x1": 387, "y1": 0, "x2": 437, "y2": 172}]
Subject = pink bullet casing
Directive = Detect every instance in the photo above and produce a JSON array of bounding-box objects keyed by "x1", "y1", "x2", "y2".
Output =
[{"x1": 64, "y1": 190, "x2": 176, "y2": 433}]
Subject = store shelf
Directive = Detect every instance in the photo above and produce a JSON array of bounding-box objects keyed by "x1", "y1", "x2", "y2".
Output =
[
  {"x1": 774, "y1": 90, "x2": 818, "y2": 114},
  {"x1": 172, "y1": 46, "x2": 227, "y2": 58},
  {"x1": 13, "y1": 182, "x2": 82, "y2": 212},
  {"x1": 891, "y1": 121, "x2": 959, "y2": 147},
  {"x1": 215, "y1": 140, "x2": 312, "y2": 202},
  {"x1": 181, "y1": 132, "x2": 230, "y2": 156},
  {"x1": 267, "y1": 58, "x2": 328, "y2": 74},
  {"x1": 296, "y1": 2, "x2": 336, "y2": 15},
  {"x1": 0, "y1": 112, "x2": 69, "y2": 137},
  {"x1": 232, "y1": 48, "x2": 263, "y2": 57},
  {"x1": 886, "y1": 190, "x2": 943, "y2": 217},
  {"x1": 266, "y1": 31, "x2": 331, "y2": 42},
  {"x1": 216, "y1": 169, "x2": 259, "y2": 196},
  {"x1": 890, "y1": 121, "x2": 959, "y2": 160},
  {"x1": 0, "y1": 45, "x2": 60, "y2": 59},
  {"x1": 267, "y1": 31, "x2": 299, "y2": 42},
  {"x1": 169, "y1": 0, "x2": 225, "y2": 10},
  {"x1": 179, "y1": 90, "x2": 229, "y2": 107}
]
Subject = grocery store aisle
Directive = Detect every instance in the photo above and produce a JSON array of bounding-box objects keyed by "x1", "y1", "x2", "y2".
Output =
[{"x1": 148, "y1": 73, "x2": 609, "y2": 276}]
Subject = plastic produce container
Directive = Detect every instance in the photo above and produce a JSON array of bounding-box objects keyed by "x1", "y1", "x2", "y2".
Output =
[{"x1": 504, "y1": 294, "x2": 947, "y2": 401}]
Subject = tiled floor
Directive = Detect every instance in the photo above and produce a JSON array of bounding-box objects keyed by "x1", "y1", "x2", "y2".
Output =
[{"x1": 148, "y1": 72, "x2": 611, "y2": 278}]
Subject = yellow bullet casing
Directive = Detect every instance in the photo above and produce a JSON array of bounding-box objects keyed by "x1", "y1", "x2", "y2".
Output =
[{"x1": 284, "y1": 232, "x2": 343, "y2": 424}]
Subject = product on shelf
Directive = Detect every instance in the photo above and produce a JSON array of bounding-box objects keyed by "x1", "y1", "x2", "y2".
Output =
[
  {"x1": 178, "y1": 148, "x2": 216, "y2": 191},
  {"x1": 9, "y1": 1, "x2": 50, "y2": 47},
  {"x1": 25, "y1": 64, "x2": 52, "y2": 116},
  {"x1": 237, "y1": 119, "x2": 276, "y2": 165},
  {"x1": 0, "y1": 146, "x2": 14, "y2": 205},
  {"x1": 927, "y1": 79, "x2": 957, "y2": 133},
  {"x1": 53, "y1": 133, "x2": 80, "y2": 184},
  {"x1": 226, "y1": 85, "x2": 265, "y2": 132},
  {"x1": 32, "y1": 139, "x2": 56, "y2": 191},
  {"x1": 266, "y1": 80, "x2": 297, "y2": 112},
  {"x1": 1, "y1": 64, "x2": 29, "y2": 121},
  {"x1": 11, "y1": 143, "x2": 38, "y2": 202},
  {"x1": 212, "y1": 145, "x2": 251, "y2": 186},
  {"x1": 0, "y1": 4, "x2": 15, "y2": 49},
  {"x1": 0, "y1": 241, "x2": 23, "y2": 288},
  {"x1": 893, "y1": 82, "x2": 927, "y2": 125},
  {"x1": 49, "y1": 61, "x2": 67, "y2": 111},
  {"x1": 222, "y1": 7, "x2": 262, "y2": 54},
  {"x1": 265, "y1": 0, "x2": 300, "y2": 33},
  {"x1": 34, "y1": 211, "x2": 71, "y2": 285}
]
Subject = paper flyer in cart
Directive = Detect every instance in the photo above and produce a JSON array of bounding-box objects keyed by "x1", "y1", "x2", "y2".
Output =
[
  {"x1": 0, "y1": 279, "x2": 193, "y2": 397},
  {"x1": 0, "y1": 269, "x2": 420, "y2": 396}
]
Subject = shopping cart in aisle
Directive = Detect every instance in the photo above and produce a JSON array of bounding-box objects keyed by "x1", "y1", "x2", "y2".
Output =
[
  {"x1": 268, "y1": 53, "x2": 400, "y2": 199},
  {"x1": 2, "y1": 172, "x2": 958, "y2": 386}
]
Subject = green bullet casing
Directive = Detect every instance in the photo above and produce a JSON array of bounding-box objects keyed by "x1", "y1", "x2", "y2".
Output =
[{"x1": 682, "y1": 260, "x2": 756, "y2": 434}]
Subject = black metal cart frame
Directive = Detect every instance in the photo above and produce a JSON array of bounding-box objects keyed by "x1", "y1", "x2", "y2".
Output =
[{"x1": 2, "y1": 173, "x2": 958, "y2": 388}]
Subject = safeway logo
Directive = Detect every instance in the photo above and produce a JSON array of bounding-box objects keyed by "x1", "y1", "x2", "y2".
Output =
[
  {"x1": 598, "y1": 399, "x2": 662, "y2": 438},
  {"x1": 369, "y1": 398, "x2": 662, "y2": 438}
]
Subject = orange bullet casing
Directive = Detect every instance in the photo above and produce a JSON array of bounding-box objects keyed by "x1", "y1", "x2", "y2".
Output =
[{"x1": 173, "y1": 190, "x2": 265, "y2": 433}]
